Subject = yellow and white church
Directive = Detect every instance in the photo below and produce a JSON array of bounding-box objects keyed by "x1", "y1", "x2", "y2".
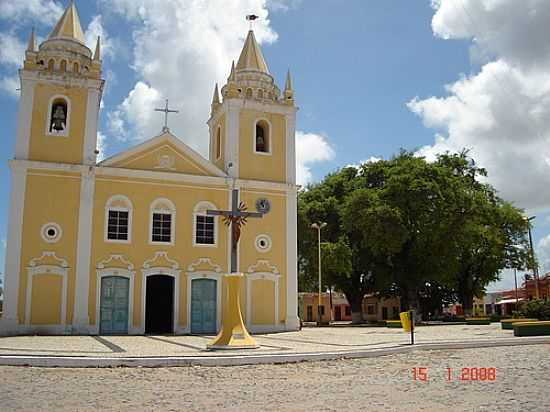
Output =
[{"x1": 0, "y1": 2, "x2": 299, "y2": 335}]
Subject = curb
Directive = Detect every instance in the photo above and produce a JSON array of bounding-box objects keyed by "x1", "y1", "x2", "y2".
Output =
[{"x1": 0, "y1": 336, "x2": 549, "y2": 368}]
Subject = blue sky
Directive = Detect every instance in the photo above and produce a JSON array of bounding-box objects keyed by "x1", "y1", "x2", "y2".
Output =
[{"x1": 1, "y1": 0, "x2": 549, "y2": 292}]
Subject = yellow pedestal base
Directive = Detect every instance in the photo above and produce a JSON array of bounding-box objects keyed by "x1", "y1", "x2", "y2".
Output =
[{"x1": 207, "y1": 273, "x2": 259, "y2": 350}]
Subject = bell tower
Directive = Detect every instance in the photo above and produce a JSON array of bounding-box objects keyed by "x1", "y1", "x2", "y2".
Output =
[
  {"x1": 207, "y1": 30, "x2": 297, "y2": 184},
  {"x1": 16, "y1": 0, "x2": 104, "y2": 166}
]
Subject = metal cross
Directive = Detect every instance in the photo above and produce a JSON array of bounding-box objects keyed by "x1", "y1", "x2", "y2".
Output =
[
  {"x1": 207, "y1": 189, "x2": 263, "y2": 273},
  {"x1": 155, "y1": 99, "x2": 179, "y2": 132}
]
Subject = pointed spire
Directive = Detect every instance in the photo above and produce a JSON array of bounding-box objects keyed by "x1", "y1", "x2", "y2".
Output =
[
  {"x1": 93, "y1": 36, "x2": 101, "y2": 61},
  {"x1": 27, "y1": 27, "x2": 36, "y2": 52},
  {"x1": 285, "y1": 69, "x2": 293, "y2": 91},
  {"x1": 228, "y1": 60, "x2": 236, "y2": 82},
  {"x1": 212, "y1": 83, "x2": 221, "y2": 106},
  {"x1": 48, "y1": 0, "x2": 86, "y2": 44},
  {"x1": 236, "y1": 30, "x2": 269, "y2": 73}
]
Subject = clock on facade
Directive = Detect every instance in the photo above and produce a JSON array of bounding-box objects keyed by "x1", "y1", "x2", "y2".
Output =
[{"x1": 255, "y1": 198, "x2": 271, "y2": 214}]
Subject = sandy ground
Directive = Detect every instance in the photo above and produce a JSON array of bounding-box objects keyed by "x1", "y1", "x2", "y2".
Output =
[{"x1": 1, "y1": 344, "x2": 548, "y2": 412}]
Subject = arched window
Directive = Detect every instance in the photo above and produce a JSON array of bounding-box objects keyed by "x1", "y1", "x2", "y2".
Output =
[
  {"x1": 215, "y1": 127, "x2": 222, "y2": 160},
  {"x1": 193, "y1": 201, "x2": 218, "y2": 246},
  {"x1": 48, "y1": 97, "x2": 69, "y2": 135},
  {"x1": 73, "y1": 62, "x2": 79, "y2": 73},
  {"x1": 60, "y1": 60, "x2": 67, "y2": 72},
  {"x1": 105, "y1": 195, "x2": 133, "y2": 243},
  {"x1": 47, "y1": 59, "x2": 55, "y2": 71},
  {"x1": 255, "y1": 119, "x2": 270, "y2": 154},
  {"x1": 150, "y1": 198, "x2": 176, "y2": 245},
  {"x1": 257, "y1": 89, "x2": 264, "y2": 99},
  {"x1": 246, "y1": 88, "x2": 253, "y2": 98}
]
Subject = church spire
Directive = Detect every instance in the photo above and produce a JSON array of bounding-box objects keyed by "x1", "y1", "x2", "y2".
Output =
[
  {"x1": 211, "y1": 83, "x2": 221, "y2": 112},
  {"x1": 27, "y1": 28, "x2": 36, "y2": 52},
  {"x1": 93, "y1": 36, "x2": 101, "y2": 61},
  {"x1": 48, "y1": 0, "x2": 86, "y2": 44},
  {"x1": 285, "y1": 69, "x2": 293, "y2": 92},
  {"x1": 236, "y1": 30, "x2": 269, "y2": 73},
  {"x1": 228, "y1": 61, "x2": 236, "y2": 82}
]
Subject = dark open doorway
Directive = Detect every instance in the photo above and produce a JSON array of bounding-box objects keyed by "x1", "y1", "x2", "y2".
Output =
[{"x1": 145, "y1": 275, "x2": 174, "y2": 334}]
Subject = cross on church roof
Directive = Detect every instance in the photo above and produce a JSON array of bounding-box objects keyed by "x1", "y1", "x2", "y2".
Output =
[{"x1": 155, "y1": 99, "x2": 179, "y2": 132}]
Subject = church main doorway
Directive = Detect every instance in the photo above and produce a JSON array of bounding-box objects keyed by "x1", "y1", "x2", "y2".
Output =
[
  {"x1": 145, "y1": 275, "x2": 174, "y2": 334},
  {"x1": 191, "y1": 278, "x2": 217, "y2": 334},
  {"x1": 100, "y1": 276, "x2": 130, "y2": 334}
]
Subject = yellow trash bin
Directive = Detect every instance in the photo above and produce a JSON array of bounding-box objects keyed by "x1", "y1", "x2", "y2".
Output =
[{"x1": 400, "y1": 311, "x2": 412, "y2": 332}]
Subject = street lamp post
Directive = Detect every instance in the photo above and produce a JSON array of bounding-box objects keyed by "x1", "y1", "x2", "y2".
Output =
[
  {"x1": 526, "y1": 216, "x2": 540, "y2": 299},
  {"x1": 312, "y1": 222, "x2": 327, "y2": 326}
]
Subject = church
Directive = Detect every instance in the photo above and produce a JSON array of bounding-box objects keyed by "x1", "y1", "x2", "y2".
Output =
[{"x1": 0, "y1": 2, "x2": 299, "y2": 335}]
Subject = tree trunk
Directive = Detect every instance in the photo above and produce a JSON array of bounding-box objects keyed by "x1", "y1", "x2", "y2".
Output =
[
  {"x1": 462, "y1": 290, "x2": 474, "y2": 317},
  {"x1": 344, "y1": 290, "x2": 364, "y2": 324}
]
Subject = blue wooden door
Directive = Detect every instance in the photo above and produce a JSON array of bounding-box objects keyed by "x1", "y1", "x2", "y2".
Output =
[
  {"x1": 100, "y1": 276, "x2": 129, "y2": 334},
  {"x1": 191, "y1": 279, "x2": 217, "y2": 334}
]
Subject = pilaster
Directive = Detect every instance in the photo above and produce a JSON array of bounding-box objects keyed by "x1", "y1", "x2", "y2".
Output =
[{"x1": 72, "y1": 167, "x2": 95, "y2": 333}]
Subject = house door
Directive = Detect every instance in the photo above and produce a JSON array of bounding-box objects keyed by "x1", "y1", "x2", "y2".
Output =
[
  {"x1": 307, "y1": 305, "x2": 313, "y2": 322},
  {"x1": 145, "y1": 275, "x2": 174, "y2": 334},
  {"x1": 191, "y1": 278, "x2": 217, "y2": 334},
  {"x1": 100, "y1": 276, "x2": 129, "y2": 335},
  {"x1": 382, "y1": 307, "x2": 388, "y2": 320},
  {"x1": 335, "y1": 306, "x2": 342, "y2": 321}
]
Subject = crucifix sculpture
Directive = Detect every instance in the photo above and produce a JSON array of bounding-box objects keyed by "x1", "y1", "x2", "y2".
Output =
[
  {"x1": 207, "y1": 189, "x2": 263, "y2": 273},
  {"x1": 154, "y1": 99, "x2": 179, "y2": 132}
]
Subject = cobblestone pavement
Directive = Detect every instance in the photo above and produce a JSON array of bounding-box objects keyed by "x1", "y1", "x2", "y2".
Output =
[
  {"x1": 1, "y1": 344, "x2": 548, "y2": 411},
  {"x1": 0, "y1": 323, "x2": 532, "y2": 357}
]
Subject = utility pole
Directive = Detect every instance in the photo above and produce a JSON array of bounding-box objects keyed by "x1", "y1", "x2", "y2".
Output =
[
  {"x1": 311, "y1": 222, "x2": 327, "y2": 326},
  {"x1": 526, "y1": 216, "x2": 540, "y2": 299}
]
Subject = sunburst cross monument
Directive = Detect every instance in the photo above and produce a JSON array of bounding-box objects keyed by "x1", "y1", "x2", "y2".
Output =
[{"x1": 206, "y1": 188, "x2": 263, "y2": 349}]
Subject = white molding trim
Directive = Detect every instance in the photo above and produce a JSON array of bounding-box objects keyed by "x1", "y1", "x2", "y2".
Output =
[
  {"x1": 285, "y1": 113, "x2": 297, "y2": 185},
  {"x1": 225, "y1": 103, "x2": 239, "y2": 177},
  {"x1": 143, "y1": 251, "x2": 180, "y2": 270},
  {"x1": 246, "y1": 270, "x2": 280, "y2": 330},
  {"x1": 286, "y1": 188, "x2": 299, "y2": 330},
  {"x1": 187, "y1": 257, "x2": 222, "y2": 273},
  {"x1": 94, "y1": 268, "x2": 136, "y2": 335},
  {"x1": 140, "y1": 259, "x2": 182, "y2": 334},
  {"x1": 10, "y1": 159, "x2": 294, "y2": 193},
  {"x1": 185, "y1": 271, "x2": 223, "y2": 334},
  {"x1": 149, "y1": 198, "x2": 176, "y2": 246},
  {"x1": 97, "y1": 254, "x2": 134, "y2": 270},
  {"x1": 254, "y1": 234, "x2": 272, "y2": 253},
  {"x1": 73, "y1": 168, "x2": 95, "y2": 332},
  {"x1": 25, "y1": 262, "x2": 68, "y2": 327},
  {"x1": 104, "y1": 195, "x2": 133, "y2": 244},
  {"x1": 99, "y1": 131, "x2": 227, "y2": 178},
  {"x1": 45, "y1": 94, "x2": 71, "y2": 137},
  {"x1": 14, "y1": 76, "x2": 36, "y2": 159},
  {"x1": 28, "y1": 251, "x2": 69, "y2": 268},
  {"x1": 83, "y1": 87, "x2": 101, "y2": 165},
  {"x1": 253, "y1": 118, "x2": 273, "y2": 156},
  {"x1": 40, "y1": 222, "x2": 62, "y2": 243},
  {"x1": 192, "y1": 201, "x2": 219, "y2": 248}
]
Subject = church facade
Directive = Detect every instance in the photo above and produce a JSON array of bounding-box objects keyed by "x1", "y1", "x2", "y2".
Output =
[{"x1": 0, "y1": 2, "x2": 299, "y2": 335}]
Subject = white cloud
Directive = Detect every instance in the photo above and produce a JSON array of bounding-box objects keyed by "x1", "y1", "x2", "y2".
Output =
[
  {"x1": 84, "y1": 15, "x2": 115, "y2": 60},
  {"x1": 0, "y1": 32, "x2": 26, "y2": 67},
  {"x1": 410, "y1": 0, "x2": 550, "y2": 211},
  {"x1": 97, "y1": 131, "x2": 107, "y2": 161},
  {"x1": 102, "y1": 0, "x2": 280, "y2": 154},
  {"x1": 0, "y1": 76, "x2": 20, "y2": 97},
  {"x1": 296, "y1": 131, "x2": 335, "y2": 186},
  {"x1": 346, "y1": 156, "x2": 383, "y2": 169},
  {"x1": 0, "y1": 0, "x2": 63, "y2": 27},
  {"x1": 537, "y1": 234, "x2": 550, "y2": 274}
]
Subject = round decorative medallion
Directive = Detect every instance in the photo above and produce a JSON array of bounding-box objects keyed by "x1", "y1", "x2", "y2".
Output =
[
  {"x1": 255, "y1": 234, "x2": 272, "y2": 253},
  {"x1": 41, "y1": 222, "x2": 62, "y2": 243},
  {"x1": 255, "y1": 198, "x2": 271, "y2": 214}
]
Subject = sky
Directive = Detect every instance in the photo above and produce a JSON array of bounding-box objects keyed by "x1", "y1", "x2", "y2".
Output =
[{"x1": 1, "y1": 0, "x2": 550, "y2": 292}]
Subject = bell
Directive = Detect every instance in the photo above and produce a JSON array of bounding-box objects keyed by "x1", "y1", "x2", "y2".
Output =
[{"x1": 207, "y1": 273, "x2": 259, "y2": 350}]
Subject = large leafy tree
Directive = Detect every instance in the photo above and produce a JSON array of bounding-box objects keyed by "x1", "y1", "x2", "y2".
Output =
[{"x1": 298, "y1": 151, "x2": 530, "y2": 321}]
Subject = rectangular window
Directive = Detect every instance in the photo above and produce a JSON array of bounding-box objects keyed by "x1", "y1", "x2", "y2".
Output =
[
  {"x1": 345, "y1": 306, "x2": 351, "y2": 316},
  {"x1": 367, "y1": 304, "x2": 375, "y2": 315},
  {"x1": 152, "y1": 213, "x2": 172, "y2": 243},
  {"x1": 107, "y1": 210, "x2": 129, "y2": 241},
  {"x1": 195, "y1": 215, "x2": 215, "y2": 245},
  {"x1": 319, "y1": 305, "x2": 325, "y2": 316}
]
